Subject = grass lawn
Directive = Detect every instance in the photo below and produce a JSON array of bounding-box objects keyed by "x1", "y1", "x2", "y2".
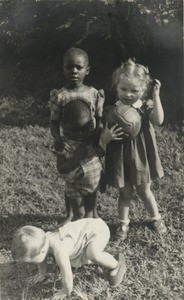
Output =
[{"x1": 0, "y1": 97, "x2": 184, "y2": 300}]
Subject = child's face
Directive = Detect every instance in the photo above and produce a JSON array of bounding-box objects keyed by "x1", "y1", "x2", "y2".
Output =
[
  {"x1": 117, "y1": 77, "x2": 143, "y2": 105},
  {"x1": 64, "y1": 116, "x2": 92, "y2": 141},
  {"x1": 63, "y1": 53, "x2": 90, "y2": 87},
  {"x1": 23, "y1": 238, "x2": 49, "y2": 264}
]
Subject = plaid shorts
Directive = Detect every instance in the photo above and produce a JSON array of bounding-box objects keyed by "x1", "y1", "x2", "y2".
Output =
[{"x1": 65, "y1": 156, "x2": 102, "y2": 199}]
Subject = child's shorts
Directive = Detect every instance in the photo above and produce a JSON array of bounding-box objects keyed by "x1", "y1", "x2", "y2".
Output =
[{"x1": 65, "y1": 156, "x2": 102, "y2": 199}]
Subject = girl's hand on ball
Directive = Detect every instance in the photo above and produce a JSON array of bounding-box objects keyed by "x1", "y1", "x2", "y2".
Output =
[{"x1": 101, "y1": 123, "x2": 124, "y2": 144}]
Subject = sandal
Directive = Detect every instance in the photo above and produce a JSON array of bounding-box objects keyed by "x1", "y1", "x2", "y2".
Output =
[
  {"x1": 109, "y1": 253, "x2": 126, "y2": 287},
  {"x1": 151, "y1": 219, "x2": 167, "y2": 234},
  {"x1": 114, "y1": 223, "x2": 129, "y2": 240}
]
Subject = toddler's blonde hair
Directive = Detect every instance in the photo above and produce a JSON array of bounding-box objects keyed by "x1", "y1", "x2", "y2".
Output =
[
  {"x1": 112, "y1": 58, "x2": 151, "y2": 96},
  {"x1": 12, "y1": 225, "x2": 46, "y2": 261}
]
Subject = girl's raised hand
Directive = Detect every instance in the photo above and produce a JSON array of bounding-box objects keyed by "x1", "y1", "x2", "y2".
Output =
[
  {"x1": 152, "y1": 79, "x2": 161, "y2": 99},
  {"x1": 100, "y1": 123, "x2": 124, "y2": 145}
]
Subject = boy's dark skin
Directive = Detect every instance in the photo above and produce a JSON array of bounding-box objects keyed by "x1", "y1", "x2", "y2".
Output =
[
  {"x1": 51, "y1": 49, "x2": 102, "y2": 222},
  {"x1": 51, "y1": 49, "x2": 123, "y2": 221},
  {"x1": 50, "y1": 49, "x2": 90, "y2": 150},
  {"x1": 56, "y1": 100, "x2": 100, "y2": 222},
  {"x1": 57, "y1": 144, "x2": 94, "y2": 221}
]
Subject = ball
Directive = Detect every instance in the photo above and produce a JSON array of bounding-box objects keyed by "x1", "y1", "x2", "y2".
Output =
[{"x1": 105, "y1": 104, "x2": 142, "y2": 139}]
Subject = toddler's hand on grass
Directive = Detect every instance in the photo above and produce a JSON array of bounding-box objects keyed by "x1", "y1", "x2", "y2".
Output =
[
  {"x1": 100, "y1": 123, "x2": 124, "y2": 144},
  {"x1": 28, "y1": 273, "x2": 45, "y2": 285}
]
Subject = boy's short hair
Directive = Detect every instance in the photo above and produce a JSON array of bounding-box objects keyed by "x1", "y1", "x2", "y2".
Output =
[
  {"x1": 12, "y1": 226, "x2": 46, "y2": 261},
  {"x1": 63, "y1": 47, "x2": 89, "y2": 66}
]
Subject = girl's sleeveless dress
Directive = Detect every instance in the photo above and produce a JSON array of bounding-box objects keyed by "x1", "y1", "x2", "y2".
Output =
[{"x1": 105, "y1": 100, "x2": 164, "y2": 188}]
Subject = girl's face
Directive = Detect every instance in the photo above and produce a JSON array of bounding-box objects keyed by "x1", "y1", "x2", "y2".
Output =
[
  {"x1": 63, "y1": 53, "x2": 90, "y2": 88},
  {"x1": 117, "y1": 77, "x2": 143, "y2": 105}
]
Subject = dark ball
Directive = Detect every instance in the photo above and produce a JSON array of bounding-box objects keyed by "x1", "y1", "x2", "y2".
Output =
[{"x1": 106, "y1": 104, "x2": 142, "y2": 139}]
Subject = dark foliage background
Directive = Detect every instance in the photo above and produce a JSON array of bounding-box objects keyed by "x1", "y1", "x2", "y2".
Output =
[{"x1": 0, "y1": 0, "x2": 183, "y2": 125}]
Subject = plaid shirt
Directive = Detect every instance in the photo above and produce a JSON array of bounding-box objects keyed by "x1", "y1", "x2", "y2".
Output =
[
  {"x1": 49, "y1": 86, "x2": 104, "y2": 130},
  {"x1": 59, "y1": 139, "x2": 103, "y2": 198}
]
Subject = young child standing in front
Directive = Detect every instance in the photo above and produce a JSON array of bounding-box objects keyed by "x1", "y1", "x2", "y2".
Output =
[
  {"x1": 105, "y1": 58, "x2": 167, "y2": 240},
  {"x1": 49, "y1": 47, "x2": 105, "y2": 222},
  {"x1": 12, "y1": 218, "x2": 126, "y2": 300},
  {"x1": 56, "y1": 99, "x2": 123, "y2": 222}
]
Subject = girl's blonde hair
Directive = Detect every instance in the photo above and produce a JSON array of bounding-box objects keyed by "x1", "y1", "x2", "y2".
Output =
[
  {"x1": 12, "y1": 226, "x2": 46, "y2": 261},
  {"x1": 112, "y1": 58, "x2": 151, "y2": 96}
]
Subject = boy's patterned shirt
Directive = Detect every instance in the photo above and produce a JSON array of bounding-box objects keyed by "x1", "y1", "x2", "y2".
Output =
[{"x1": 49, "y1": 86, "x2": 105, "y2": 130}]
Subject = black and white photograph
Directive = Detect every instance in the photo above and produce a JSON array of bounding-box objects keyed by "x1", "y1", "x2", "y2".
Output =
[{"x1": 0, "y1": 0, "x2": 183, "y2": 299}]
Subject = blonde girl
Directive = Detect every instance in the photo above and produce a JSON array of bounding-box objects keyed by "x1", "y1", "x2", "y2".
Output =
[{"x1": 105, "y1": 58, "x2": 167, "y2": 240}]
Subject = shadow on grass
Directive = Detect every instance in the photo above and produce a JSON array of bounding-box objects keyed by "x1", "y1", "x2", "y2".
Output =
[
  {"x1": 0, "y1": 256, "x2": 57, "y2": 300},
  {"x1": 0, "y1": 213, "x2": 67, "y2": 250}
]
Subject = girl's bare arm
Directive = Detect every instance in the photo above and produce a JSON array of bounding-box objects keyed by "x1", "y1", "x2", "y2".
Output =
[{"x1": 149, "y1": 79, "x2": 164, "y2": 125}]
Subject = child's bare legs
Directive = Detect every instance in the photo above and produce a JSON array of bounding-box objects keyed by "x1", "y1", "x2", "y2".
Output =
[
  {"x1": 86, "y1": 224, "x2": 126, "y2": 286},
  {"x1": 92, "y1": 191, "x2": 99, "y2": 218},
  {"x1": 118, "y1": 182, "x2": 133, "y2": 221},
  {"x1": 86, "y1": 238, "x2": 117, "y2": 269},
  {"x1": 70, "y1": 195, "x2": 85, "y2": 220},
  {"x1": 136, "y1": 182, "x2": 167, "y2": 233},
  {"x1": 85, "y1": 192, "x2": 99, "y2": 218},
  {"x1": 136, "y1": 182, "x2": 160, "y2": 219},
  {"x1": 114, "y1": 182, "x2": 133, "y2": 240},
  {"x1": 65, "y1": 195, "x2": 73, "y2": 221},
  {"x1": 58, "y1": 195, "x2": 73, "y2": 226}
]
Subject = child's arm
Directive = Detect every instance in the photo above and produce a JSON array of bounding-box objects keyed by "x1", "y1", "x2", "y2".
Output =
[
  {"x1": 57, "y1": 144, "x2": 88, "y2": 174},
  {"x1": 49, "y1": 89, "x2": 64, "y2": 148},
  {"x1": 149, "y1": 79, "x2": 164, "y2": 125},
  {"x1": 28, "y1": 259, "x2": 47, "y2": 285},
  {"x1": 51, "y1": 239, "x2": 74, "y2": 299},
  {"x1": 50, "y1": 119, "x2": 62, "y2": 141}
]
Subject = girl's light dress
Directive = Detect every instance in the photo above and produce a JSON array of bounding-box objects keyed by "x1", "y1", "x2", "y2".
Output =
[{"x1": 105, "y1": 99, "x2": 164, "y2": 188}]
